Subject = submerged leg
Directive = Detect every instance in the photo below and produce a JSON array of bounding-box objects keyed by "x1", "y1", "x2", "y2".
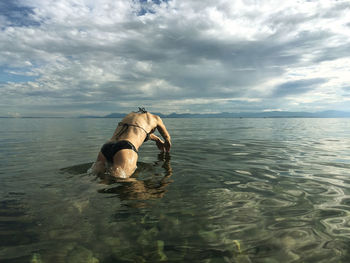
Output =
[{"x1": 90, "y1": 152, "x2": 106, "y2": 175}]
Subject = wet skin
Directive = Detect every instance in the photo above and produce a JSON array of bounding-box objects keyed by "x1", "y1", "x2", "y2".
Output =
[{"x1": 92, "y1": 111, "x2": 171, "y2": 178}]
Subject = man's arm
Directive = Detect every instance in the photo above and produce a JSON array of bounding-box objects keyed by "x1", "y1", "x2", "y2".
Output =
[
  {"x1": 155, "y1": 116, "x2": 171, "y2": 152},
  {"x1": 149, "y1": 133, "x2": 166, "y2": 152}
]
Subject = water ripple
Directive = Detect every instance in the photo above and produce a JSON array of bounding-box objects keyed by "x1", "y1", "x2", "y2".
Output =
[{"x1": 2, "y1": 118, "x2": 350, "y2": 262}]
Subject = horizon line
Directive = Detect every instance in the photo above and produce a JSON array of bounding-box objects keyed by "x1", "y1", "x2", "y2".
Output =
[{"x1": 2, "y1": 110, "x2": 350, "y2": 119}]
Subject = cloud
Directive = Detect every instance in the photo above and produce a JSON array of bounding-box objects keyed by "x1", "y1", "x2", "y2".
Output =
[
  {"x1": 273, "y1": 78, "x2": 327, "y2": 97},
  {"x1": 0, "y1": 0, "x2": 350, "y2": 116}
]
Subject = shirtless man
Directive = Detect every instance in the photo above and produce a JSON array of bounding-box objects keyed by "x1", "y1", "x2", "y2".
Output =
[{"x1": 91, "y1": 108, "x2": 171, "y2": 178}]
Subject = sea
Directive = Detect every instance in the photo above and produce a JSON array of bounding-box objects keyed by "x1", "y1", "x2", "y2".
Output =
[{"x1": 1, "y1": 117, "x2": 350, "y2": 263}]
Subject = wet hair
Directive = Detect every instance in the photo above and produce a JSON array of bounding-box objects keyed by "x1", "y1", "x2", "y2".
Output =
[{"x1": 136, "y1": 107, "x2": 147, "y2": 113}]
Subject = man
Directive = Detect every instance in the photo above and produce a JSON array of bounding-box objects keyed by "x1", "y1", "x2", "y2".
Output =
[{"x1": 91, "y1": 108, "x2": 171, "y2": 178}]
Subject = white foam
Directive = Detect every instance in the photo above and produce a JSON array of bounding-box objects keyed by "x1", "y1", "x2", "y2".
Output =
[
  {"x1": 114, "y1": 167, "x2": 127, "y2": 178},
  {"x1": 231, "y1": 144, "x2": 245, "y2": 147},
  {"x1": 235, "y1": 170, "x2": 252, "y2": 176}
]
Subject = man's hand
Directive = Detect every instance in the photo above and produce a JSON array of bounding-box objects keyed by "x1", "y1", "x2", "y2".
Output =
[
  {"x1": 150, "y1": 133, "x2": 171, "y2": 152},
  {"x1": 156, "y1": 138, "x2": 166, "y2": 152},
  {"x1": 164, "y1": 140, "x2": 171, "y2": 153}
]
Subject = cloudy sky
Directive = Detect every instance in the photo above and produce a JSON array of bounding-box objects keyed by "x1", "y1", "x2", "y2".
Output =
[{"x1": 1, "y1": 0, "x2": 350, "y2": 116}]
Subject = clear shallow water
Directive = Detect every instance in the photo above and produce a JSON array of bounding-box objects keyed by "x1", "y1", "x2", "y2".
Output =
[{"x1": 1, "y1": 118, "x2": 350, "y2": 262}]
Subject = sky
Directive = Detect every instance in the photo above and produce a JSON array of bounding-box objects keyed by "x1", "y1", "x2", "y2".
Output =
[{"x1": 1, "y1": 0, "x2": 350, "y2": 117}]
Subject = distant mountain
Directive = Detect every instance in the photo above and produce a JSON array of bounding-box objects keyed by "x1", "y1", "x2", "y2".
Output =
[
  {"x1": 78, "y1": 110, "x2": 350, "y2": 118},
  {"x1": 104, "y1": 113, "x2": 127, "y2": 118}
]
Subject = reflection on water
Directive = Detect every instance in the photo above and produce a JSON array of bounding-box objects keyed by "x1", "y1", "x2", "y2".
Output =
[
  {"x1": 97, "y1": 153, "x2": 173, "y2": 206},
  {"x1": 1, "y1": 118, "x2": 350, "y2": 262},
  {"x1": 60, "y1": 152, "x2": 173, "y2": 204},
  {"x1": 59, "y1": 152, "x2": 173, "y2": 209}
]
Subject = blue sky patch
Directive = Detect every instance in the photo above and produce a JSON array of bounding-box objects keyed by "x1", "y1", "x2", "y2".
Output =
[
  {"x1": 136, "y1": 0, "x2": 169, "y2": 16},
  {"x1": 0, "y1": 1, "x2": 40, "y2": 27},
  {"x1": 0, "y1": 67, "x2": 38, "y2": 83}
]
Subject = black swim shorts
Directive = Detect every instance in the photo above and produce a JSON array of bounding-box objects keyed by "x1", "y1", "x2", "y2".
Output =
[{"x1": 101, "y1": 140, "x2": 138, "y2": 163}]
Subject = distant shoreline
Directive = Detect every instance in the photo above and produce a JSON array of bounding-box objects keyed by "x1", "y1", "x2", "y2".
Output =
[
  {"x1": 2, "y1": 110, "x2": 350, "y2": 119},
  {"x1": 77, "y1": 110, "x2": 350, "y2": 118}
]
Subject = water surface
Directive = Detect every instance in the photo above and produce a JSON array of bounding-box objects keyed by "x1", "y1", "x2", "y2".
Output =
[{"x1": 1, "y1": 118, "x2": 350, "y2": 262}]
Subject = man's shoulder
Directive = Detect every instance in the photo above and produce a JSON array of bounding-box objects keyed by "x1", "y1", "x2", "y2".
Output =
[{"x1": 148, "y1": 112, "x2": 161, "y2": 121}]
